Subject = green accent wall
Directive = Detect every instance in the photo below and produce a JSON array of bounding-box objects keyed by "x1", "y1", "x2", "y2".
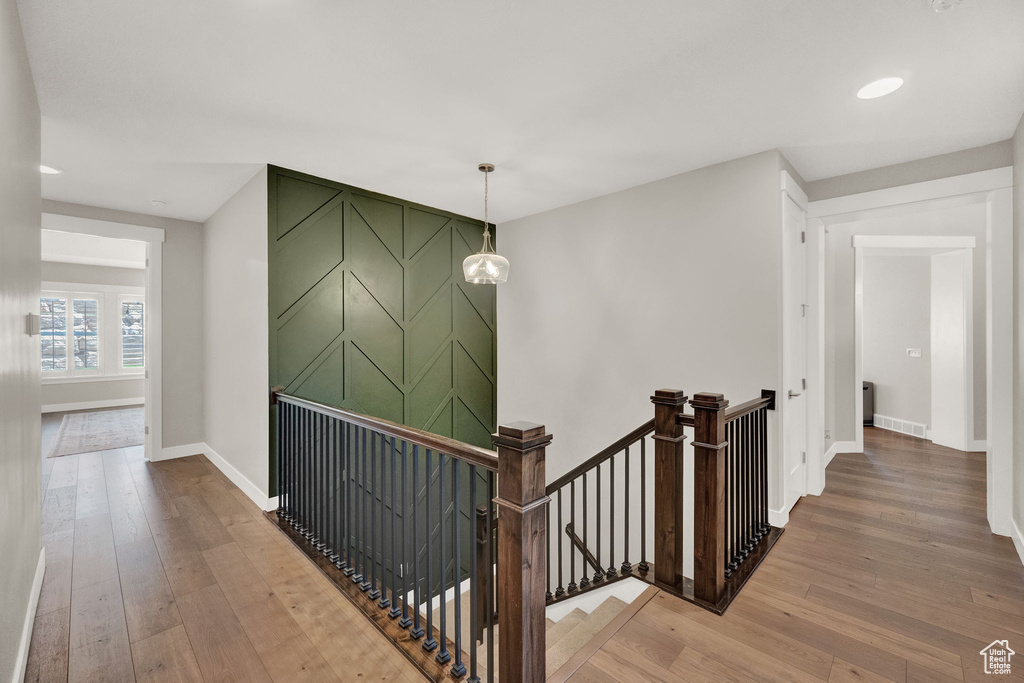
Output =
[{"x1": 267, "y1": 165, "x2": 497, "y2": 493}]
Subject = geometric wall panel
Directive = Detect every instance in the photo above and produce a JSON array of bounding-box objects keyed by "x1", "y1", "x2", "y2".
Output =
[{"x1": 268, "y1": 165, "x2": 497, "y2": 494}]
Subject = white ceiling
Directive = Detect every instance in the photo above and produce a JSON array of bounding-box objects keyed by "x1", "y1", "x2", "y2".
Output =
[
  {"x1": 41, "y1": 230, "x2": 147, "y2": 269},
  {"x1": 18, "y1": 0, "x2": 1024, "y2": 223}
]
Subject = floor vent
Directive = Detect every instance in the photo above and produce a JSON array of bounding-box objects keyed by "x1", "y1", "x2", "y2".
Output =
[{"x1": 873, "y1": 414, "x2": 928, "y2": 440}]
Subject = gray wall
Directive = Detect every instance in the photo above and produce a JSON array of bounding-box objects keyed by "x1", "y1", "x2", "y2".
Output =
[
  {"x1": 1013, "y1": 113, "x2": 1024, "y2": 532},
  {"x1": 862, "y1": 254, "x2": 931, "y2": 426},
  {"x1": 824, "y1": 204, "x2": 988, "y2": 447},
  {"x1": 203, "y1": 168, "x2": 269, "y2": 497},
  {"x1": 40, "y1": 262, "x2": 146, "y2": 408},
  {"x1": 41, "y1": 200, "x2": 205, "y2": 448},
  {"x1": 0, "y1": 0, "x2": 41, "y2": 678},
  {"x1": 807, "y1": 141, "x2": 1013, "y2": 201},
  {"x1": 497, "y1": 149, "x2": 786, "y2": 493}
]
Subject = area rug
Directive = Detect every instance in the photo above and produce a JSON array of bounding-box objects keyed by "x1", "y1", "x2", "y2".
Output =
[{"x1": 48, "y1": 407, "x2": 145, "y2": 458}]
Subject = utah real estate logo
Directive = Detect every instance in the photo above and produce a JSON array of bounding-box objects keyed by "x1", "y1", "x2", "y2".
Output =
[{"x1": 980, "y1": 640, "x2": 1014, "y2": 675}]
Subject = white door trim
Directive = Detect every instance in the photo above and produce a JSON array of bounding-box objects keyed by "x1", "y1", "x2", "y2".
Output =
[
  {"x1": 41, "y1": 212, "x2": 165, "y2": 461},
  {"x1": 807, "y1": 167, "x2": 1013, "y2": 537}
]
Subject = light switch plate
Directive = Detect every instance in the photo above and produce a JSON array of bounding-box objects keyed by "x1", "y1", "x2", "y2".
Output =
[{"x1": 907, "y1": 348, "x2": 922, "y2": 358}]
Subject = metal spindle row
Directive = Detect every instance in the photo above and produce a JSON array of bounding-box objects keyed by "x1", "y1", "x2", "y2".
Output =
[
  {"x1": 276, "y1": 399, "x2": 498, "y2": 682},
  {"x1": 546, "y1": 435, "x2": 651, "y2": 602},
  {"x1": 723, "y1": 406, "x2": 770, "y2": 577}
]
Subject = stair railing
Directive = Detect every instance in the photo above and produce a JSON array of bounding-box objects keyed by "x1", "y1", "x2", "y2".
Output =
[{"x1": 272, "y1": 389, "x2": 550, "y2": 683}]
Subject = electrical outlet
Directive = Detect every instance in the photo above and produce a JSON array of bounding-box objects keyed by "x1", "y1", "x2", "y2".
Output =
[{"x1": 907, "y1": 348, "x2": 922, "y2": 358}]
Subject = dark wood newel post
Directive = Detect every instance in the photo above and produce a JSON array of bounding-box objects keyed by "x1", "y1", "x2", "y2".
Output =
[
  {"x1": 690, "y1": 392, "x2": 730, "y2": 607},
  {"x1": 650, "y1": 389, "x2": 688, "y2": 594},
  {"x1": 493, "y1": 421, "x2": 552, "y2": 683}
]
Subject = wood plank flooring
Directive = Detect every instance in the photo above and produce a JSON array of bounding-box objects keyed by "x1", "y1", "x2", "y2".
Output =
[
  {"x1": 26, "y1": 414, "x2": 425, "y2": 682},
  {"x1": 571, "y1": 428, "x2": 1024, "y2": 683}
]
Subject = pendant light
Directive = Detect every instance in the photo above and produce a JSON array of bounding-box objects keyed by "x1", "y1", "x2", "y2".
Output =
[{"x1": 462, "y1": 163, "x2": 509, "y2": 284}]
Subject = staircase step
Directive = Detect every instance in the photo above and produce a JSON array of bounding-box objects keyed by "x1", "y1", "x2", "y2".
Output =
[
  {"x1": 544, "y1": 608, "x2": 588, "y2": 648},
  {"x1": 545, "y1": 597, "x2": 628, "y2": 673}
]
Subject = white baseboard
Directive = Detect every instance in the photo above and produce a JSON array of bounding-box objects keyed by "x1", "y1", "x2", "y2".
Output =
[
  {"x1": 872, "y1": 414, "x2": 928, "y2": 440},
  {"x1": 202, "y1": 443, "x2": 276, "y2": 512},
  {"x1": 968, "y1": 439, "x2": 988, "y2": 452},
  {"x1": 1011, "y1": 517, "x2": 1024, "y2": 568},
  {"x1": 41, "y1": 397, "x2": 144, "y2": 413},
  {"x1": 769, "y1": 507, "x2": 790, "y2": 527},
  {"x1": 832, "y1": 440, "x2": 859, "y2": 454},
  {"x1": 824, "y1": 442, "x2": 839, "y2": 467},
  {"x1": 155, "y1": 442, "x2": 206, "y2": 461},
  {"x1": 12, "y1": 548, "x2": 45, "y2": 683}
]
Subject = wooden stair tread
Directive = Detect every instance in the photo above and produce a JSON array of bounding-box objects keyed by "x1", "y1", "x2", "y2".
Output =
[{"x1": 545, "y1": 597, "x2": 628, "y2": 672}]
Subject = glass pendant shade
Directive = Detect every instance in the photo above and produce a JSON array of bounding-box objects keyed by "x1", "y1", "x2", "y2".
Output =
[
  {"x1": 463, "y1": 162, "x2": 509, "y2": 284},
  {"x1": 463, "y1": 251, "x2": 509, "y2": 284}
]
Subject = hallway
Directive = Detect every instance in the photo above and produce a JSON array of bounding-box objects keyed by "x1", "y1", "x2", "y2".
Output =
[{"x1": 569, "y1": 428, "x2": 1024, "y2": 682}]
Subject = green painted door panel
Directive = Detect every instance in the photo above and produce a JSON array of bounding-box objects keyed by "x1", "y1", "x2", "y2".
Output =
[{"x1": 268, "y1": 166, "x2": 497, "y2": 495}]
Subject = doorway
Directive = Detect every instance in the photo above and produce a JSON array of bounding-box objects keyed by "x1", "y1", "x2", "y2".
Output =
[{"x1": 855, "y1": 237, "x2": 976, "y2": 452}]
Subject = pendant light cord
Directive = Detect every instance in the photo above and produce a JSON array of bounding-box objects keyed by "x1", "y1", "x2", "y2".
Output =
[{"x1": 482, "y1": 168, "x2": 493, "y2": 253}]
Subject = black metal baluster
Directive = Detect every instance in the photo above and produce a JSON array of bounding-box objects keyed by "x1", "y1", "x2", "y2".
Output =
[
  {"x1": 304, "y1": 408, "x2": 313, "y2": 539},
  {"x1": 622, "y1": 445, "x2": 631, "y2": 575},
  {"x1": 451, "y1": 459, "x2": 465, "y2": 677},
  {"x1": 556, "y1": 488, "x2": 565, "y2": 596},
  {"x1": 639, "y1": 437, "x2": 649, "y2": 573},
  {"x1": 745, "y1": 414, "x2": 754, "y2": 555},
  {"x1": 486, "y1": 470, "x2": 495, "y2": 683},
  {"x1": 343, "y1": 422, "x2": 354, "y2": 575},
  {"x1": 318, "y1": 412, "x2": 327, "y2": 553},
  {"x1": 423, "y1": 449, "x2": 437, "y2": 651},
  {"x1": 726, "y1": 420, "x2": 735, "y2": 576},
  {"x1": 469, "y1": 464, "x2": 478, "y2": 682},
  {"x1": 760, "y1": 408, "x2": 769, "y2": 534},
  {"x1": 400, "y1": 441, "x2": 411, "y2": 627},
  {"x1": 370, "y1": 432, "x2": 380, "y2": 597},
  {"x1": 546, "y1": 495, "x2": 553, "y2": 599},
  {"x1": 358, "y1": 427, "x2": 369, "y2": 588},
  {"x1": 607, "y1": 453, "x2": 615, "y2": 580},
  {"x1": 595, "y1": 463, "x2": 602, "y2": 585},
  {"x1": 568, "y1": 479, "x2": 577, "y2": 593},
  {"x1": 436, "y1": 453, "x2": 450, "y2": 664},
  {"x1": 388, "y1": 437, "x2": 399, "y2": 614},
  {"x1": 411, "y1": 445, "x2": 424, "y2": 639},
  {"x1": 580, "y1": 472, "x2": 590, "y2": 589}
]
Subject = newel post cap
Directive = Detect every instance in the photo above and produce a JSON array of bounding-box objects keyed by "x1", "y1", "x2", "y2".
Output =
[
  {"x1": 492, "y1": 421, "x2": 553, "y2": 451},
  {"x1": 651, "y1": 388, "x2": 688, "y2": 406},
  {"x1": 689, "y1": 392, "x2": 730, "y2": 410}
]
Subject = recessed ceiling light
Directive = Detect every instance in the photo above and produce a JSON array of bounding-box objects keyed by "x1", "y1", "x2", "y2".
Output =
[
  {"x1": 856, "y1": 77, "x2": 904, "y2": 100},
  {"x1": 930, "y1": 0, "x2": 963, "y2": 11},
  {"x1": 40, "y1": 165, "x2": 63, "y2": 174}
]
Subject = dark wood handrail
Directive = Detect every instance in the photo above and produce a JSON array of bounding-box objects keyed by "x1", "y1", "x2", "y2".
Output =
[
  {"x1": 544, "y1": 418, "x2": 655, "y2": 495},
  {"x1": 724, "y1": 390, "x2": 775, "y2": 423},
  {"x1": 275, "y1": 391, "x2": 500, "y2": 471}
]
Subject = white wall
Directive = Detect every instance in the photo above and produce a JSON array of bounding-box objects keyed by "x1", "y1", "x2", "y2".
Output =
[
  {"x1": 41, "y1": 200, "x2": 206, "y2": 448},
  {"x1": 40, "y1": 262, "x2": 146, "y2": 409},
  {"x1": 862, "y1": 254, "x2": 931, "y2": 426},
  {"x1": 825, "y1": 204, "x2": 988, "y2": 445},
  {"x1": 497, "y1": 150, "x2": 786, "y2": 496},
  {"x1": 0, "y1": 0, "x2": 42, "y2": 679},
  {"x1": 203, "y1": 167, "x2": 269, "y2": 498}
]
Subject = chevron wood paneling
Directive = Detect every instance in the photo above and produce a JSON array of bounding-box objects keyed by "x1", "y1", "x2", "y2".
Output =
[{"x1": 267, "y1": 165, "x2": 497, "y2": 495}]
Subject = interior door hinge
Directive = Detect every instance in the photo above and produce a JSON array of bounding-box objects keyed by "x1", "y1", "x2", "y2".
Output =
[
  {"x1": 145, "y1": 258, "x2": 150, "y2": 267},
  {"x1": 802, "y1": 378, "x2": 807, "y2": 390},
  {"x1": 801, "y1": 303, "x2": 808, "y2": 317},
  {"x1": 801, "y1": 451, "x2": 807, "y2": 464},
  {"x1": 145, "y1": 426, "x2": 150, "y2": 435},
  {"x1": 801, "y1": 231, "x2": 806, "y2": 243}
]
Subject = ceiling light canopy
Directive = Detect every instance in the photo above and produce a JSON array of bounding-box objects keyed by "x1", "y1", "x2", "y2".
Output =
[
  {"x1": 856, "y1": 77, "x2": 904, "y2": 100},
  {"x1": 930, "y1": 0, "x2": 963, "y2": 12},
  {"x1": 40, "y1": 165, "x2": 63, "y2": 174},
  {"x1": 462, "y1": 163, "x2": 509, "y2": 285}
]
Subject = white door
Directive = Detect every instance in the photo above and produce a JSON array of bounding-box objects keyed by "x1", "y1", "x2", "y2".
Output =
[
  {"x1": 930, "y1": 249, "x2": 971, "y2": 451},
  {"x1": 783, "y1": 195, "x2": 808, "y2": 506}
]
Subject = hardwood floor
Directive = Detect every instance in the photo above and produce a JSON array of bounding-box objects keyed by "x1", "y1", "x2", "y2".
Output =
[
  {"x1": 26, "y1": 430, "x2": 425, "y2": 682},
  {"x1": 570, "y1": 428, "x2": 1024, "y2": 683}
]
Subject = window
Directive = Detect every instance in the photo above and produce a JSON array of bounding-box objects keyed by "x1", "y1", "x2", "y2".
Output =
[
  {"x1": 120, "y1": 299, "x2": 145, "y2": 369},
  {"x1": 41, "y1": 284, "x2": 145, "y2": 380}
]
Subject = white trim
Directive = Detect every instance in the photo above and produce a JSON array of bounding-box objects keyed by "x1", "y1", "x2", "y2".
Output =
[
  {"x1": 823, "y1": 441, "x2": 839, "y2": 468},
  {"x1": 769, "y1": 507, "x2": 790, "y2": 527},
  {"x1": 42, "y1": 374, "x2": 144, "y2": 385},
  {"x1": 12, "y1": 548, "x2": 45, "y2": 683},
  {"x1": 782, "y1": 170, "x2": 809, "y2": 209},
  {"x1": 156, "y1": 442, "x2": 276, "y2": 512},
  {"x1": 42, "y1": 281, "x2": 144, "y2": 295},
  {"x1": 42, "y1": 255, "x2": 146, "y2": 270},
  {"x1": 158, "y1": 442, "x2": 206, "y2": 461},
  {"x1": 41, "y1": 397, "x2": 144, "y2": 413},
  {"x1": 832, "y1": 440, "x2": 859, "y2": 454},
  {"x1": 808, "y1": 167, "x2": 1013, "y2": 220},
  {"x1": 1011, "y1": 517, "x2": 1024, "y2": 568},
  {"x1": 851, "y1": 235, "x2": 976, "y2": 250},
  {"x1": 968, "y1": 440, "x2": 988, "y2": 452},
  {"x1": 872, "y1": 414, "x2": 929, "y2": 440},
  {"x1": 42, "y1": 212, "x2": 166, "y2": 243}
]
